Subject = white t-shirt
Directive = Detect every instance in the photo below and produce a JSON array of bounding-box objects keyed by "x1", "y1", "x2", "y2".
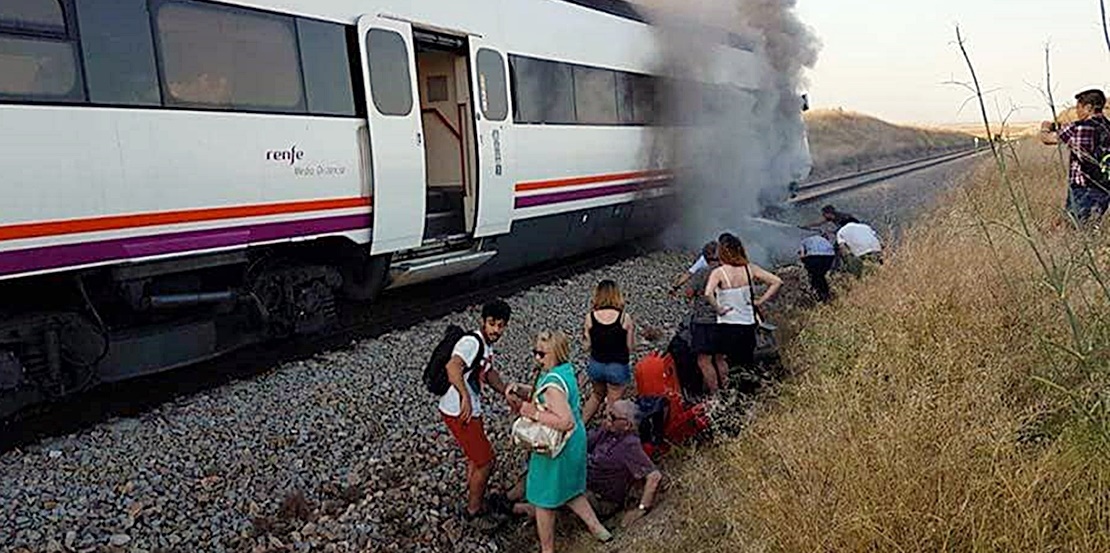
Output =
[
  {"x1": 437, "y1": 333, "x2": 493, "y2": 417},
  {"x1": 688, "y1": 255, "x2": 708, "y2": 274},
  {"x1": 836, "y1": 223, "x2": 882, "y2": 256}
]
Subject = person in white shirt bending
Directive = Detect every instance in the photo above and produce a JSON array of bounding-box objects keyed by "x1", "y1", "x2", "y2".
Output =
[{"x1": 835, "y1": 220, "x2": 883, "y2": 278}]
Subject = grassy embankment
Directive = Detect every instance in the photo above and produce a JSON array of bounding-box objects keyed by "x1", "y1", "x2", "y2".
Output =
[
  {"x1": 623, "y1": 140, "x2": 1110, "y2": 551},
  {"x1": 805, "y1": 109, "x2": 977, "y2": 179}
]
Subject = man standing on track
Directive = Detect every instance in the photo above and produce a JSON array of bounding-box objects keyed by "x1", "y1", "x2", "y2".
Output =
[
  {"x1": 1040, "y1": 89, "x2": 1110, "y2": 225},
  {"x1": 439, "y1": 300, "x2": 513, "y2": 530}
]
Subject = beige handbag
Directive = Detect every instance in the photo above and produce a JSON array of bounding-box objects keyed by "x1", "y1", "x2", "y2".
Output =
[{"x1": 511, "y1": 373, "x2": 570, "y2": 457}]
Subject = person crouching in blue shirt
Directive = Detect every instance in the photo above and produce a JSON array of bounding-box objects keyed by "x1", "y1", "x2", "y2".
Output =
[{"x1": 799, "y1": 234, "x2": 836, "y2": 302}]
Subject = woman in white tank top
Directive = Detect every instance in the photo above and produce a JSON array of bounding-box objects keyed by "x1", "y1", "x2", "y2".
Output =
[{"x1": 703, "y1": 233, "x2": 783, "y2": 391}]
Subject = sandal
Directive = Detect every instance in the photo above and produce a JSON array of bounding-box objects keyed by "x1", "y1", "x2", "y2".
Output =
[{"x1": 591, "y1": 526, "x2": 613, "y2": 542}]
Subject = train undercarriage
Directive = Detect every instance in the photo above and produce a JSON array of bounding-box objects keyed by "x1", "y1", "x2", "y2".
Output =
[{"x1": 0, "y1": 239, "x2": 391, "y2": 419}]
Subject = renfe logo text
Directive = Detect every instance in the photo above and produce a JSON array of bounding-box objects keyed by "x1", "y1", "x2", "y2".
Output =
[{"x1": 266, "y1": 146, "x2": 305, "y2": 165}]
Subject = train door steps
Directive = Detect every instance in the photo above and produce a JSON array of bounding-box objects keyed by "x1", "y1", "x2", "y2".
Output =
[{"x1": 385, "y1": 249, "x2": 497, "y2": 290}]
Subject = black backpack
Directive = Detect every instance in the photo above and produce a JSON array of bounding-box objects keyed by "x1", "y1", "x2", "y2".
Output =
[
  {"x1": 1075, "y1": 117, "x2": 1110, "y2": 188},
  {"x1": 636, "y1": 396, "x2": 669, "y2": 450},
  {"x1": 423, "y1": 325, "x2": 485, "y2": 395},
  {"x1": 667, "y1": 326, "x2": 704, "y2": 399}
]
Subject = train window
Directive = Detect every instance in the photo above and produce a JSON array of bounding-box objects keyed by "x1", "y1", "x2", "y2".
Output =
[
  {"x1": 509, "y1": 55, "x2": 574, "y2": 125},
  {"x1": 75, "y1": 0, "x2": 161, "y2": 106},
  {"x1": 476, "y1": 48, "x2": 508, "y2": 121},
  {"x1": 0, "y1": 1, "x2": 83, "y2": 102},
  {"x1": 155, "y1": 0, "x2": 305, "y2": 112},
  {"x1": 0, "y1": 36, "x2": 81, "y2": 99},
  {"x1": 631, "y1": 74, "x2": 656, "y2": 125},
  {"x1": 616, "y1": 72, "x2": 635, "y2": 124},
  {"x1": 0, "y1": 0, "x2": 65, "y2": 32},
  {"x1": 573, "y1": 66, "x2": 618, "y2": 125},
  {"x1": 365, "y1": 28, "x2": 413, "y2": 116},
  {"x1": 297, "y1": 18, "x2": 355, "y2": 116}
]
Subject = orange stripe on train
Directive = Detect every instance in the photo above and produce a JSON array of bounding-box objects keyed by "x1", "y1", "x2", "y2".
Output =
[
  {"x1": 515, "y1": 169, "x2": 672, "y2": 192},
  {"x1": 0, "y1": 197, "x2": 372, "y2": 242}
]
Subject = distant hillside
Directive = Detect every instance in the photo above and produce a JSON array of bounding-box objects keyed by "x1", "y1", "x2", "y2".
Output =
[{"x1": 804, "y1": 109, "x2": 976, "y2": 179}]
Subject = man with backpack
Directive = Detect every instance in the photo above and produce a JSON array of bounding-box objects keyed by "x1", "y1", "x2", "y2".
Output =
[
  {"x1": 1040, "y1": 89, "x2": 1110, "y2": 224},
  {"x1": 424, "y1": 300, "x2": 512, "y2": 529}
]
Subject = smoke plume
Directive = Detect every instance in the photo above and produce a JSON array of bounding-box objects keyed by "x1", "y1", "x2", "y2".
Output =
[{"x1": 639, "y1": 0, "x2": 821, "y2": 265}]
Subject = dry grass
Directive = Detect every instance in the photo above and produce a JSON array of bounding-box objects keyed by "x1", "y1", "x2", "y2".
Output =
[
  {"x1": 805, "y1": 109, "x2": 975, "y2": 178},
  {"x1": 564, "y1": 141, "x2": 1110, "y2": 552}
]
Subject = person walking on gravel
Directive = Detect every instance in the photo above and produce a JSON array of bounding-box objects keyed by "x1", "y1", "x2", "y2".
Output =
[
  {"x1": 582, "y1": 280, "x2": 635, "y2": 424},
  {"x1": 1040, "y1": 88, "x2": 1110, "y2": 224},
  {"x1": 513, "y1": 330, "x2": 612, "y2": 553},
  {"x1": 705, "y1": 234, "x2": 782, "y2": 386},
  {"x1": 438, "y1": 300, "x2": 513, "y2": 529}
]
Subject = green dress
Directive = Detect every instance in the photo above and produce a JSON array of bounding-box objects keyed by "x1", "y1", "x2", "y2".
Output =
[{"x1": 525, "y1": 362, "x2": 587, "y2": 509}]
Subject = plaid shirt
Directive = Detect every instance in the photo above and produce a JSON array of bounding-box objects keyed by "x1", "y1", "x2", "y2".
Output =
[{"x1": 1058, "y1": 114, "x2": 1110, "y2": 187}]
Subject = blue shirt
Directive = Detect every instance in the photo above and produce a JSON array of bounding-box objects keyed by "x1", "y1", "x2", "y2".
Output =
[{"x1": 801, "y1": 235, "x2": 835, "y2": 257}]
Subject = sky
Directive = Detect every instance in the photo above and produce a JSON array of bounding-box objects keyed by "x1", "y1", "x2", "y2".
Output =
[{"x1": 795, "y1": 0, "x2": 1110, "y2": 125}]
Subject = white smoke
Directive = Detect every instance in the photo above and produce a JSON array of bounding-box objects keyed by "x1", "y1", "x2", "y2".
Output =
[{"x1": 638, "y1": 0, "x2": 821, "y2": 265}]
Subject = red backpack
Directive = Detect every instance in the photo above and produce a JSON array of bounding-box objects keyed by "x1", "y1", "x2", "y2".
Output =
[{"x1": 634, "y1": 353, "x2": 710, "y2": 456}]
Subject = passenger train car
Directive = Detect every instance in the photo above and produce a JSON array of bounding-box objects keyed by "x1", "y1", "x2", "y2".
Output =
[{"x1": 0, "y1": 0, "x2": 771, "y2": 416}]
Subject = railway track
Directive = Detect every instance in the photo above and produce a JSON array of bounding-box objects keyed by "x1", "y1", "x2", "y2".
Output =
[{"x1": 788, "y1": 147, "x2": 988, "y2": 204}]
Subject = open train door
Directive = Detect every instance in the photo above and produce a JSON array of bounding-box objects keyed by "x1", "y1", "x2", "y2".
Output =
[
  {"x1": 357, "y1": 16, "x2": 427, "y2": 254},
  {"x1": 467, "y1": 39, "x2": 514, "y2": 238}
]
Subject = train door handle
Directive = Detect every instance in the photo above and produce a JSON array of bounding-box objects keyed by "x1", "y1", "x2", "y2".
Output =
[{"x1": 416, "y1": 132, "x2": 423, "y2": 147}]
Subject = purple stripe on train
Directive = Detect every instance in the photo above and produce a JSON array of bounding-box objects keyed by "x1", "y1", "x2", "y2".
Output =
[
  {"x1": 514, "y1": 179, "x2": 671, "y2": 209},
  {"x1": 0, "y1": 214, "x2": 371, "y2": 277}
]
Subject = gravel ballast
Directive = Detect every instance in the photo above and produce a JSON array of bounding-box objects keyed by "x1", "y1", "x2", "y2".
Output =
[{"x1": 2, "y1": 251, "x2": 713, "y2": 553}]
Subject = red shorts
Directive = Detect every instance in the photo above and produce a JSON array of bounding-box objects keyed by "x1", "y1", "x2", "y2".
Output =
[{"x1": 442, "y1": 413, "x2": 494, "y2": 468}]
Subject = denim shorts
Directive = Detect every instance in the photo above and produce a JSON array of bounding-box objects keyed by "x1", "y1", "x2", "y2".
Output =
[{"x1": 586, "y1": 358, "x2": 631, "y2": 385}]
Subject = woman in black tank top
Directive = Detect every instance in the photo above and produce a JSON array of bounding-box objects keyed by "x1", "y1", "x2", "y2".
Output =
[{"x1": 582, "y1": 280, "x2": 634, "y2": 424}]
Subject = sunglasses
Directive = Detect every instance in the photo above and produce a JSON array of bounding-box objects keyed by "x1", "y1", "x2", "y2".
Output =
[
  {"x1": 533, "y1": 349, "x2": 548, "y2": 358},
  {"x1": 605, "y1": 413, "x2": 628, "y2": 423}
]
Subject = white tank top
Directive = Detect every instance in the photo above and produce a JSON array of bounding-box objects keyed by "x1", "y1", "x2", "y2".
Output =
[{"x1": 716, "y1": 268, "x2": 755, "y2": 325}]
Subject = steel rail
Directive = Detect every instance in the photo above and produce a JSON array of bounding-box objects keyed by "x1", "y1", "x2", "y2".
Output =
[{"x1": 789, "y1": 147, "x2": 988, "y2": 204}]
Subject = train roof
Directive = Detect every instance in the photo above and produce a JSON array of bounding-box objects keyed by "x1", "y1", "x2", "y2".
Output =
[{"x1": 562, "y1": 0, "x2": 757, "y2": 51}]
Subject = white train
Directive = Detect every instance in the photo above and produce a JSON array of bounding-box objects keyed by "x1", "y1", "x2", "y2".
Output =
[{"x1": 0, "y1": 0, "x2": 774, "y2": 415}]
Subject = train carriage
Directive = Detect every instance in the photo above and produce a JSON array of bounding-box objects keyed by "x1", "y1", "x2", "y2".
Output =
[{"x1": 0, "y1": 0, "x2": 768, "y2": 416}]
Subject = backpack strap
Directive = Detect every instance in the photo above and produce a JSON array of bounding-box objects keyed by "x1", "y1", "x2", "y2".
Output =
[{"x1": 463, "y1": 332, "x2": 486, "y2": 389}]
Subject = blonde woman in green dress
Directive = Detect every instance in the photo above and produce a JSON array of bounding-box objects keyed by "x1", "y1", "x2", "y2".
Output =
[{"x1": 510, "y1": 330, "x2": 612, "y2": 552}]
